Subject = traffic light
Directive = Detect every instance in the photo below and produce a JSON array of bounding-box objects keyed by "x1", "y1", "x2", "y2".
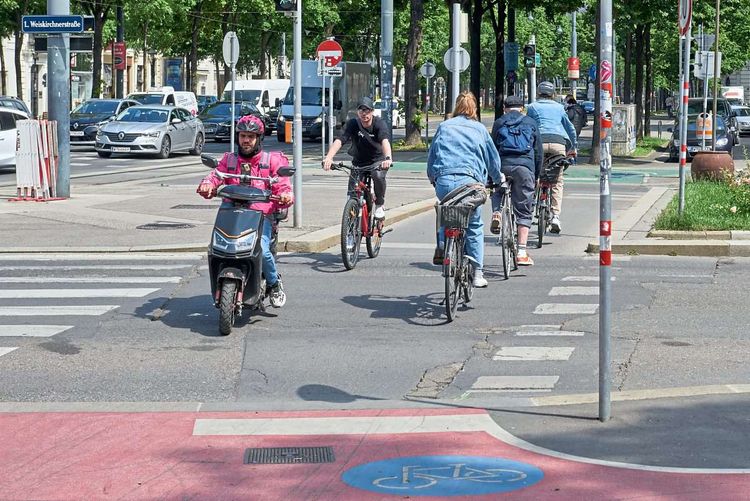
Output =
[
  {"x1": 523, "y1": 44, "x2": 536, "y2": 68},
  {"x1": 275, "y1": 0, "x2": 296, "y2": 11}
]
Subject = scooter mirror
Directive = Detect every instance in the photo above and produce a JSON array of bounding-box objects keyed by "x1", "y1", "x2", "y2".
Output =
[
  {"x1": 277, "y1": 166, "x2": 296, "y2": 177},
  {"x1": 201, "y1": 154, "x2": 219, "y2": 169}
]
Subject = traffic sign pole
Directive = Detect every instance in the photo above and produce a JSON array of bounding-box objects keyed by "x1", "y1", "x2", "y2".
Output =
[
  {"x1": 678, "y1": 0, "x2": 692, "y2": 215},
  {"x1": 293, "y1": 0, "x2": 302, "y2": 228},
  {"x1": 451, "y1": 1, "x2": 460, "y2": 109},
  {"x1": 223, "y1": 32, "x2": 239, "y2": 155},
  {"x1": 47, "y1": 0, "x2": 71, "y2": 198}
]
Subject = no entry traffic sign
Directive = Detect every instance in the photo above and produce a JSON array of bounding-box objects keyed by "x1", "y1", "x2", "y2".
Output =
[
  {"x1": 316, "y1": 39, "x2": 343, "y2": 68},
  {"x1": 678, "y1": 0, "x2": 692, "y2": 36}
]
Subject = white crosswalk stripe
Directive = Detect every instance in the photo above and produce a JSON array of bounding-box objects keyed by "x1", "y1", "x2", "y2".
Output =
[
  {"x1": 0, "y1": 265, "x2": 194, "y2": 271},
  {"x1": 0, "y1": 306, "x2": 119, "y2": 316},
  {"x1": 493, "y1": 347, "x2": 575, "y2": 361},
  {"x1": 534, "y1": 303, "x2": 599, "y2": 314},
  {"x1": 469, "y1": 376, "x2": 559, "y2": 392},
  {"x1": 0, "y1": 288, "x2": 159, "y2": 299},
  {"x1": 515, "y1": 330, "x2": 585, "y2": 337},
  {"x1": 0, "y1": 325, "x2": 73, "y2": 337},
  {"x1": 0, "y1": 277, "x2": 182, "y2": 284},
  {"x1": 548, "y1": 286, "x2": 599, "y2": 296},
  {"x1": 0, "y1": 347, "x2": 18, "y2": 358}
]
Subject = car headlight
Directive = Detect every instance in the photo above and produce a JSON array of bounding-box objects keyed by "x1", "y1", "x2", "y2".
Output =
[
  {"x1": 142, "y1": 131, "x2": 160, "y2": 138},
  {"x1": 212, "y1": 230, "x2": 257, "y2": 252},
  {"x1": 315, "y1": 115, "x2": 323, "y2": 123},
  {"x1": 715, "y1": 137, "x2": 729, "y2": 147},
  {"x1": 220, "y1": 121, "x2": 232, "y2": 127},
  {"x1": 96, "y1": 130, "x2": 103, "y2": 139},
  {"x1": 277, "y1": 115, "x2": 286, "y2": 122}
]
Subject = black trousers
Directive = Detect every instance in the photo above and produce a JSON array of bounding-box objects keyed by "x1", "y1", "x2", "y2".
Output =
[{"x1": 347, "y1": 168, "x2": 387, "y2": 206}]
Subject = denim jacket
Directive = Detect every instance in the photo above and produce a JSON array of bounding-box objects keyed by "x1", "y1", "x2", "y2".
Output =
[
  {"x1": 526, "y1": 98, "x2": 578, "y2": 150},
  {"x1": 427, "y1": 115, "x2": 502, "y2": 186}
]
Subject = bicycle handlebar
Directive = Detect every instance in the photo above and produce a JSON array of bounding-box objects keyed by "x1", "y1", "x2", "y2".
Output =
[{"x1": 329, "y1": 161, "x2": 384, "y2": 172}]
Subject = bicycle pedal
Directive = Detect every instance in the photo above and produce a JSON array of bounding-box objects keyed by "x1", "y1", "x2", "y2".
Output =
[{"x1": 381, "y1": 228, "x2": 393, "y2": 235}]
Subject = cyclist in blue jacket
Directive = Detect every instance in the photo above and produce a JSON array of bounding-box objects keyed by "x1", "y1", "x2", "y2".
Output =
[{"x1": 427, "y1": 91, "x2": 502, "y2": 288}]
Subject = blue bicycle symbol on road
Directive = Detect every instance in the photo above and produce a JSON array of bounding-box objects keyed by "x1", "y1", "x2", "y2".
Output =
[{"x1": 342, "y1": 455, "x2": 544, "y2": 496}]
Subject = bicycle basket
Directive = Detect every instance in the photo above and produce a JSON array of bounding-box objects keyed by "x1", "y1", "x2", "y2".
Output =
[{"x1": 438, "y1": 204, "x2": 473, "y2": 228}]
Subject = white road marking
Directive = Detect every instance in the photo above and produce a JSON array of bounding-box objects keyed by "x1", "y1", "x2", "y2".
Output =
[
  {"x1": 382, "y1": 242, "x2": 438, "y2": 250},
  {"x1": 0, "y1": 347, "x2": 18, "y2": 357},
  {"x1": 493, "y1": 347, "x2": 575, "y2": 361},
  {"x1": 470, "y1": 376, "x2": 559, "y2": 391},
  {"x1": 549, "y1": 286, "x2": 599, "y2": 296},
  {"x1": 0, "y1": 306, "x2": 118, "y2": 316},
  {"x1": 0, "y1": 265, "x2": 194, "y2": 271},
  {"x1": 534, "y1": 303, "x2": 599, "y2": 314},
  {"x1": 0, "y1": 289, "x2": 159, "y2": 299},
  {"x1": 0, "y1": 325, "x2": 73, "y2": 337},
  {"x1": 516, "y1": 330, "x2": 585, "y2": 337},
  {"x1": 562, "y1": 276, "x2": 598, "y2": 282},
  {"x1": 0, "y1": 277, "x2": 181, "y2": 284},
  {"x1": 0, "y1": 253, "x2": 204, "y2": 261}
]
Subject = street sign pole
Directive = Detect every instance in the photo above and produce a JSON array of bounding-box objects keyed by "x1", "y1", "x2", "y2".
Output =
[
  {"x1": 381, "y1": 0, "x2": 394, "y2": 139},
  {"x1": 222, "y1": 32, "x2": 239, "y2": 156},
  {"x1": 451, "y1": 0, "x2": 460, "y2": 108},
  {"x1": 321, "y1": 66, "x2": 325, "y2": 158},
  {"x1": 599, "y1": 0, "x2": 614, "y2": 423},
  {"x1": 329, "y1": 75, "x2": 334, "y2": 147},
  {"x1": 678, "y1": 0, "x2": 693, "y2": 215},
  {"x1": 47, "y1": 0, "x2": 72, "y2": 198},
  {"x1": 425, "y1": 75, "x2": 430, "y2": 143},
  {"x1": 711, "y1": 0, "x2": 721, "y2": 148},
  {"x1": 293, "y1": 0, "x2": 302, "y2": 227}
]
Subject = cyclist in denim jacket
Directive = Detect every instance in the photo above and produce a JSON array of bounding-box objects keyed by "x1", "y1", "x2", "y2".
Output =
[{"x1": 427, "y1": 91, "x2": 502, "y2": 288}]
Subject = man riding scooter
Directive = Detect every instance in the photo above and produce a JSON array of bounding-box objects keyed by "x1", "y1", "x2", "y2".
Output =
[{"x1": 197, "y1": 115, "x2": 293, "y2": 307}]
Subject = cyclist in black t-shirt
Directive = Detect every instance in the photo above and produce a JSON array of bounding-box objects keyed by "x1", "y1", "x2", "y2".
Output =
[{"x1": 322, "y1": 96, "x2": 393, "y2": 219}]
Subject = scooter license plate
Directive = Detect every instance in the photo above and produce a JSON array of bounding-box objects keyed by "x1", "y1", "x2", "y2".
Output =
[
  {"x1": 111, "y1": 147, "x2": 130, "y2": 153},
  {"x1": 70, "y1": 131, "x2": 84, "y2": 136}
]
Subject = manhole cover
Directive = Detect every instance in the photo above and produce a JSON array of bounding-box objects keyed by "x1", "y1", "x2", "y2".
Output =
[
  {"x1": 243, "y1": 446, "x2": 335, "y2": 464},
  {"x1": 136, "y1": 222, "x2": 196, "y2": 230},
  {"x1": 662, "y1": 341, "x2": 692, "y2": 347},
  {"x1": 171, "y1": 204, "x2": 219, "y2": 210}
]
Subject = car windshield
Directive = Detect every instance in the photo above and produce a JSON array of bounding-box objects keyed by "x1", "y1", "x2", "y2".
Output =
[
  {"x1": 73, "y1": 101, "x2": 119, "y2": 115},
  {"x1": 283, "y1": 87, "x2": 323, "y2": 106},
  {"x1": 687, "y1": 100, "x2": 728, "y2": 116},
  {"x1": 222, "y1": 90, "x2": 261, "y2": 103},
  {"x1": 199, "y1": 102, "x2": 255, "y2": 118},
  {"x1": 735, "y1": 108, "x2": 750, "y2": 117},
  {"x1": 127, "y1": 93, "x2": 164, "y2": 105},
  {"x1": 117, "y1": 107, "x2": 168, "y2": 123}
]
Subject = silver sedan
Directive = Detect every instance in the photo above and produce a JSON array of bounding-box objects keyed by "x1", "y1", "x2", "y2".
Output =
[{"x1": 95, "y1": 105, "x2": 205, "y2": 159}]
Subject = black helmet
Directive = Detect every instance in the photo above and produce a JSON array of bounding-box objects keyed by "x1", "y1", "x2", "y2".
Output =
[{"x1": 537, "y1": 81, "x2": 555, "y2": 98}]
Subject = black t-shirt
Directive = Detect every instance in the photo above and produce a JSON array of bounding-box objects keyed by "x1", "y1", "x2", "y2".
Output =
[{"x1": 338, "y1": 116, "x2": 388, "y2": 166}]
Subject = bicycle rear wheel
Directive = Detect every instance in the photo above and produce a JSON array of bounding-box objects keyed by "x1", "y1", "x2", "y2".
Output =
[
  {"x1": 341, "y1": 198, "x2": 362, "y2": 270},
  {"x1": 444, "y1": 236, "x2": 461, "y2": 321},
  {"x1": 511, "y1": 215, "x2": 519, "y2": 271},
  {"x1": 537, "y1": 188, "x2": 547, "y2": 249},
  {"x1": 500, "y1": 199, "x2": 513, "y2": 279},
  {"x1": 463, "y1": 258, "x2": 474, "y2": 303}
]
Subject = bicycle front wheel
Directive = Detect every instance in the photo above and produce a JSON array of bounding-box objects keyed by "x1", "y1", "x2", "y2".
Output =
[
  {"x1": 341, "y1": 198, "x2": 362, "y2": 270},
  {"x1": 444, "y1": 236, "x2": 461, "y2": 321},
  {"x1": 501, "y1": 200, "x2": 513, "y2": 280},
  {"x1": 366, "y1": 207, "x2": 383, "y2": 258}
]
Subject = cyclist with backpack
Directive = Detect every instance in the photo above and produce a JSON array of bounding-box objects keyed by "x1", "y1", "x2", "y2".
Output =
[
  {"x1": 526, "y1": 81, "x2": 577, "y2": 234},
  {"x1": 490, "y1": 95, "x2": 543, "y2": 266}
]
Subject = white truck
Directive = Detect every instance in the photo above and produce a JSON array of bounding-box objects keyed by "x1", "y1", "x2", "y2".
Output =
[
  {"x1": 721, "y1": 85, "x2": 745, "y2": 106},
  {"x1": 276, "y1": 60, "x2": 371, "y2": 142},
  {"x1": 222, "y1": 79, "x2": 289, "y2": 115}
]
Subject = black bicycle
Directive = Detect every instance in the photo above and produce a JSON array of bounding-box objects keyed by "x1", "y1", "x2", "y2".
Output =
[
  {"x1": 331, "y1": 162, "x2": 389, "y2": 270},
  {"x1": 435, "y1": 183, "x2": 486, "y2": 321},
  {"x1": 492, "y1": 177, "x2": 518, "y2": 279}
]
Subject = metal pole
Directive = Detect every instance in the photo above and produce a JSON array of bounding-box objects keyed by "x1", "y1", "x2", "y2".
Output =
[
  {"x1": 451, "y1": 0, "x2": 460, "y2": 108},
  {"x1": 47, "y1": 0, "x2": 71, "y2": 198},
  {"x1": 116, "y1": 4, "x2": 124, "y2": 98},
  {"x1": 381, "y1": 0, "x2": 394, "y2": 138},
  {"x1": 507, "y1": 8, "x2": 515, "y2": 96},
  {"x1": 292, "y1": 0, "x2": 303, "y2": 227},
  {"x1": 611, "y1": 30, "x2": 616, "y2": 103},
  {"x1": 700, "y1": 25, "x2": 709, "y2": 151},
  {"x1": 711, "y1": 0, "x2": 720, "y2": 149},
  {"x1": 229, "y1": 33, "x2": 236, "y2": 155},
  {"x1": 321, "y1": 72, "x2": 326, "y2": 158},
  {"x1": 329, "y1": 75, "x2": 334, "y2": 147},
  {"x1": 599, "y1": 0, "x2": 613, "y2": 423},
  {"x1": 571, "y1": 11, "x2": 577, "y2": 97},
  {"x1": 679, "y1": 26, "x2": 692, "y2": 214},
  {"x1": 425, "y1": 75, "x2": 430, "y2": 143},
  {"x1": 529, "y1": 34, "x2": 536, "y2": 103}
]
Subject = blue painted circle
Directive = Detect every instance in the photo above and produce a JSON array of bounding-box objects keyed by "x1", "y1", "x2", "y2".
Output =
[{"x1": 341, "y1": 455, "x2": 543, "y2": 496}]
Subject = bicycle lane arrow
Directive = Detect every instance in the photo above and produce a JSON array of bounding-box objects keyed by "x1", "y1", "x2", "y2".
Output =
[{"x1": 1, "y1": 407, "x2": 748, "y2": 499}]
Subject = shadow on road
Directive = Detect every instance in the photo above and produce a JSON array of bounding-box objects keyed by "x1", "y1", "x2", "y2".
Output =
[
  {"x1": 341, "y1": 292, "x2": 462, "y2": 326},
  {"x1": 296, "y1": 384, "x2": 386, "y2": 403}
]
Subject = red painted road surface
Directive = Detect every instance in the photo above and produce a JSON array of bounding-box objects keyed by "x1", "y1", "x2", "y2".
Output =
[{"x1": 1, "y1": 408, "x2": 748, "y2": 500}]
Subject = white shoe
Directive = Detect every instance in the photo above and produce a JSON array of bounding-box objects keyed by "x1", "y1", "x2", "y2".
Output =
[
  {"x1": 374, "y1": 205, "x2": 385, "y2": 219},
  {"x1": 550, "y1": 215, "x2": 561, "y2": 234},
  {"x1": 473, "y1": 270, "x2": 488, "y2": 288},
  {"x1": 268, "y1": 281, "x2": 286, "y2": 308}
]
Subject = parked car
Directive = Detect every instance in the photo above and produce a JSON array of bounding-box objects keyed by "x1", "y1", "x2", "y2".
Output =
[
  {"x1": 174, "y1": 91, "x2": 199, "y2": 116},
  {"x1": 198, "y1": 101, "x2": 272, "y2": 142},
  {"x1": 667, "y1": 115, "x2": 734, "y2": 161},
  {"x1": 0, "y1": 96, "x2": 31, "y2": 116},
  {"x1": 582, "y1": 101, "x2": 595, "y2": 115},
  {"x1": 372, "y1": 98, "x2": 405, "y2": 128},
  {"x1": 69, "y1": 99, "x2": 141, "y2": 146},
  {"x1": 197, "y1": 94, "x2": 218, "y2": 113},
  {"x1": 95, "y1": 105, "x2": 204, "y2": 159},
  {"x1": 731, "y1": 105, "x2": 750, "y2": 136},
  {"x1": 0, "y1": 106, "x2": 29, "y2": 169},
  {"x1": 684, "y1": 97, "x2": 738, "y2": 140}
]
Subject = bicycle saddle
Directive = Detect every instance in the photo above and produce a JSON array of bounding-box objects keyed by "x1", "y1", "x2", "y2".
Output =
[{"x1": 440, "y1": 183, "x2": 487, "y2": 208}]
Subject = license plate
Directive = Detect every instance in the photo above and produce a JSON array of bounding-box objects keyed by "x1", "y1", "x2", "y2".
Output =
[
  {"x1": 111, "y1": 146, "x2": 130, "y2": 153},
  {"x1": 688, "y1": 147, "x2": 699, "y2": 153},
  {"x1": 70, "y1": 131, "x2": 84, "y2": 136},
  {"x1": 205, "y1": 127, "x2": 215, "y2": 133}
]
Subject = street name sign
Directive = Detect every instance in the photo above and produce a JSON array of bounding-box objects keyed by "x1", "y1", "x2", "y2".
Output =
[{"x1": 22, "y1": 15, "x2": 84, "y2": 34}]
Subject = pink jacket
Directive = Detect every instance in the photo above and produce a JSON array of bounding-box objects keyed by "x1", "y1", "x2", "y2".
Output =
[{"x1": 199, "y1": 151, "x2": 294, "y2": 216}]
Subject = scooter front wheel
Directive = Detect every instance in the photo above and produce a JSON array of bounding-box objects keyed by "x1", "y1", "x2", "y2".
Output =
[{"x1": 219, "y1": 280, "x2": 239, "y2": 336}]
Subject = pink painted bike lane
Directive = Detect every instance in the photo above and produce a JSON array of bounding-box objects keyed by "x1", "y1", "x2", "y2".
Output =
[{"x1": 1, "y1": 408, "x2": 748, "y2": 500}]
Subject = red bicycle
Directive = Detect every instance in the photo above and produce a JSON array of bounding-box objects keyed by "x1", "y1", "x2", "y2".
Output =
[{"x1": 331, "y1": 162, "x2": 390, "y2": 270}]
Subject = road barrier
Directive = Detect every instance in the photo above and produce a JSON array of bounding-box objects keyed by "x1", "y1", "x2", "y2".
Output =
[{"x1": 11, "y1": 120, "x2": 62, "y2": 201}]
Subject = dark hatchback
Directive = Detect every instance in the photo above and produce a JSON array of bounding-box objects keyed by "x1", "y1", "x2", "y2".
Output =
[
  {"x1": 70, "y1": 99, "x2": 141, "y2": 146},
  {"x1": 667, "y1": 115, "x2": 734, "y2": 161},
  {"x1": 198, "y1": 101, "x2": 272, "y2": 141}
]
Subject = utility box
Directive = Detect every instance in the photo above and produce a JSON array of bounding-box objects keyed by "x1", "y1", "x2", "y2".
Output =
[{"x1": 611, "y1": 104, "x2": 636, "y2": 156}]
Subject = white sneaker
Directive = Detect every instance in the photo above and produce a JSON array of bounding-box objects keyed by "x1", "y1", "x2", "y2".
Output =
[
  {"x1": 268, "y1": 281, "x2": 286, "y2": 308},
  {"x1": 550, "y1": 215, "x2": 561, "y2": 234},
  {"x1": 374, "y1": 205, "x2": 385, "y2": 219},
  {"x1": 473, "y1": 270, "x2": 488, "y2": 288}
]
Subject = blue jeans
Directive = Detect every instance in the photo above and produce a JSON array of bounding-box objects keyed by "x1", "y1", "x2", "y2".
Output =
[
  {"x1": 261, "y1": 218, "x2": 278, "y2": 286},
  {"x1": 435, "y1": 174, "x2": 484, "y2": 270}
]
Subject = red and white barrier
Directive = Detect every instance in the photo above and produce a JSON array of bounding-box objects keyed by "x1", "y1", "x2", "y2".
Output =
[{"x1": 11, "y1": 120, "x2": 61, "y2": 201}]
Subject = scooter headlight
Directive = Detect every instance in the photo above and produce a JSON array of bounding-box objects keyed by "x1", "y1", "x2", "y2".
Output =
[{"x1": 212, "y1": 230, "x2": 257, "y2": 252}]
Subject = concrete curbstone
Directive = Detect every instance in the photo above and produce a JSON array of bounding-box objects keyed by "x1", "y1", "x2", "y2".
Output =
[{"x1": 587, "y1": 239, "x2": 731, "y2": 256}]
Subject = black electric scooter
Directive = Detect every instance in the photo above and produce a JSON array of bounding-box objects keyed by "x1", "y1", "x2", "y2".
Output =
[{"x1": 200, "y1": 154, "x2": 295, "y2": 335}]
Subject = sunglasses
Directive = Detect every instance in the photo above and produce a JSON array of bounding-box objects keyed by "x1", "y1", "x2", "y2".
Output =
[{"x1": 358, "y1": 107, "x2": 373, "y2": 112}]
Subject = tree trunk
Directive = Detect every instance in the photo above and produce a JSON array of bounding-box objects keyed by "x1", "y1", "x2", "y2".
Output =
[
  {"x1": 0, "y1": 38, "x2": 6, "y2": 95},
  {"x1": 92, "y1": 10, "x2": 108, "y2": 98},
  {"x1": 13, "y1": 28, "x2": 23, "y2": 101},
  {"x1": 404, "y1": 0, "x2": 424, "y2": 145},
  {"x1": 469, "y1": 0, "x2": 483, "y2": 119},
  {"x1": 623, "y1": 31, "x2": 632, "y2": 104},
  {"x1": 142, "y1": 22, "x2": 148, "y2": 91},
  {"x1": 221, "y1": 5, "x2": 230, "y2": 92},
  {"x1": 259, "y1": 32, "x2": 271, "y2": 78},
  {"x1": 214, "y1": 58, "x2": 222, "y2": 98},
  {"x1": 588, "y1": 0, "x2": 601, "y2": 165},
  {"x1": 644, "y1": 24, "x2": 652, "y2": 137},
  {"x1": 634, "y1": 24, "x2": 645, "y2": 140},
  {"x1": 189, "y1": 1, "x2": 203, "y2": 94},
  {"x1": 488, "y1": 0, "x2": 506, "y2": 119}
]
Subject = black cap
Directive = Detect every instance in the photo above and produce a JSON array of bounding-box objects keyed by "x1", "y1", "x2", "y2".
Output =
[
  {"x1": 357, "y1": 96, "x2": 374, "y2": 110},
  {"x1": 504, "y1": 95, "x2": 524, "y2": 108}
]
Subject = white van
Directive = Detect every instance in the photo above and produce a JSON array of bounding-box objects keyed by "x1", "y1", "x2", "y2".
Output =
[
  {"x1": 127, "y1": 86, "x2": 176, "y2": 106},
  {"x1": 174, "y1": 91, "x2": 199, "y2": 116},
  {"x1": 222, "y1": 79, "x2": 289, "y2": 115}
]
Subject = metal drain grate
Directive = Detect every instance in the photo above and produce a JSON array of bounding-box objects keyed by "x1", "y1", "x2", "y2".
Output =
[
  {"x1": 171, "y1": 204, "x2": 219, "y2": 210},
  {"x1": 243, "y1": 446, "x2": 335, "y2": 464},
  {"x1": 136, "y1": 222, "x2": 196, "y2": 230}
]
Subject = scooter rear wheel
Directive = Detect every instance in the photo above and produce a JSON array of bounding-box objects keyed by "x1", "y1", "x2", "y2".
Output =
[{"x1": 219, "y1": 280, "x2": 238, "y2": 336}]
